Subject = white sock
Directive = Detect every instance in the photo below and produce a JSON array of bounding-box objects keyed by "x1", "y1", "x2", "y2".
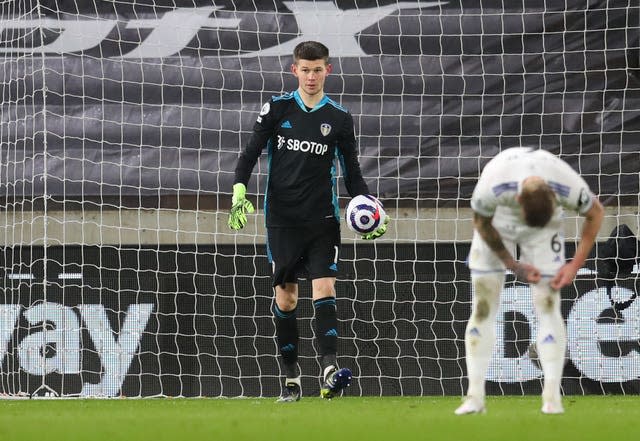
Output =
[
  {"x1": 533, "y1": 283, "x2": 567, "y2": 404},
  {"x1": 465, "y1": 273, "x2": 504, "y2": 400}
]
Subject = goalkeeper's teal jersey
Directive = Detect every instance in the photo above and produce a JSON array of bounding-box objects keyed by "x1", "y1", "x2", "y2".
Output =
[{"x1": 234, "y1": 90, "x2": 369, "y2": 227}]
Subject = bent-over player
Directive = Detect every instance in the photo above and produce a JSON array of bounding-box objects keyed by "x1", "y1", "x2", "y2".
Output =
[{"x1": 456, "y1": 147, "x2": 603, "y2": 415}]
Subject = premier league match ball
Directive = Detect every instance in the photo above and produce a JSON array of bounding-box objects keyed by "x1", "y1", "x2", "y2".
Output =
[{"x1": 345, "y1": 195, "x2": 386, "y2": 235}]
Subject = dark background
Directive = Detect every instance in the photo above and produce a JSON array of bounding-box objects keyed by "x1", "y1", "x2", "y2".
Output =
[{"x1": 0, "y1": 0, "x2": 638, "y2": 207}]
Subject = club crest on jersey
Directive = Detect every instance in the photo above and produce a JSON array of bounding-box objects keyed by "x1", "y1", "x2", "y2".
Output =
[{"x1": 320, "y1": 123, "x2": 332, "y2": 136}]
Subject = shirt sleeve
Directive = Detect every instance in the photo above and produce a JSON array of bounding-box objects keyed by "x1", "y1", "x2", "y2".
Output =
[
  {"x1": 336, "y1": 113, "x2": 370, "y2": 197},
  {"x1": 233, "y1": 100, "x2": 277, "y2": 186},
  {"x1": 551, "y1": 163, "x2": 595, "y2": 215},
  {"x1": 470, "y1": 172, "x2": 499, "y2": 217}
]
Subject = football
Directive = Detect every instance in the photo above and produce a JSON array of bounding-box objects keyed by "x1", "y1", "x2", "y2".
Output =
[{"x1": 345, "y1": 195, "x2": 386, "y2": 235}]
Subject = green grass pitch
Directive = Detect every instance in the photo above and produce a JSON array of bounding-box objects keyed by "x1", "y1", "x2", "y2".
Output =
[{"x1": 1, "y1": 395, "x2": 639, "y2": 441}]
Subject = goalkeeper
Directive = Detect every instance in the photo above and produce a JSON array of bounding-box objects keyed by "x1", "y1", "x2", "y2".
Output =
[
  {"x1": 456, "y1": 147, "x2": 603, "y2": 415},
  {"x1": 229, "y1": 41, "x2": 388, "y2": 402}
]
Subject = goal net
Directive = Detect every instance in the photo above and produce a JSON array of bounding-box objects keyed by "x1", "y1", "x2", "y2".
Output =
[{"x1": 0, "y1": 0, "x2": 639, "y2": 397}]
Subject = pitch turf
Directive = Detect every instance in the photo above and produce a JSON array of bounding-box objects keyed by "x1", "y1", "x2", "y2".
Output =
[{"x1": 1, "y1": 395, "x2": 639, "y2": 441}]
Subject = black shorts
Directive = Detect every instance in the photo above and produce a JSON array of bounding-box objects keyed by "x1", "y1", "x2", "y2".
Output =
[{"x1": 267, "y1": 222, "x2": 341, "y2": 287}]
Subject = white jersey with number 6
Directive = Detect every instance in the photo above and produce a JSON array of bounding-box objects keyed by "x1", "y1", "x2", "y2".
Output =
[
  {"x1": 471, "y1": 147, "x2": 594, "y2": 222},
  {"x1": 468, "y1": 147, "x2": 595, "y2": 274}
]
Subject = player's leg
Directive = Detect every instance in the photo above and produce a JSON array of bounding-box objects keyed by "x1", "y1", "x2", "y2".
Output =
[
  {"x1": 311, "y1": 277, "x2": 351, "y2": 398},
  {"x1": 521, "y1": 223, "x2": 566, "y2": 414},
  {"x1": 531, "y1": 281, "x2": 566, "y2": 414},
  {"x1": 456, "y1": 230, "x2": 509, "y2": 414},
  {"x1": 311, "y1": 277, "x2": 337, "y2": 370},
  {"x1": 455, "y1": 271, "x2": 504, "y2": 414},
  {"x1": 307, "y1": 222, "x2": 351, "y2": 399},
  {"x1": 268, "y1": 227, "x2": 304, "y2": 402},
  {"x1": 274, "y1": 283, "x2": 302, "y2": 402}
]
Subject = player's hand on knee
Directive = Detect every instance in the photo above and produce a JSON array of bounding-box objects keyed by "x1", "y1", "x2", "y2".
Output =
[
  {"x1": 513, "y1": 262, "x2": 541, "y2": 284},
  {"x1": 550, "y1": 263, "x2": 578, "y2": 290},
  {"x1": 228, "y1": 183, "x2": 255, "y2": 230}
]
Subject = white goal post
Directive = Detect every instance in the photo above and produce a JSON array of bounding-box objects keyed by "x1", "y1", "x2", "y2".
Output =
[{"x1": 0, "y1": 0, "x2": 639, "y2": 397}]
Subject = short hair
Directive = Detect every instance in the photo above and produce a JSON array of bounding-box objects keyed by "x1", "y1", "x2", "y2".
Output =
[
  {"x1": 293, "y1": 41, "x2": 329, "y2": 63},
  {"x1": 519, "y1": 179, "x2": 556, "y2": 228}
]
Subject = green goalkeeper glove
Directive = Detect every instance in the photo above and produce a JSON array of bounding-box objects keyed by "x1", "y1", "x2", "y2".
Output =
[
  {"x1": 228, "y1": 183, "x2": 255, "y2": 230},
  {"x1": 362, "y1": 214, "x2": 389, "y2": 240}
]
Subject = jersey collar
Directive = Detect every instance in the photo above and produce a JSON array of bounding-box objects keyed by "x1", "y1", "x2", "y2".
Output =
[{"x1": 293, "y1": 90, "x2": 329, "y2": 112}]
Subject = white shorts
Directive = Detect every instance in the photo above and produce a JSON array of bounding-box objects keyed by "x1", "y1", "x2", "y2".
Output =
[{"x1": 467, "y1": 215, "x2": 565, "y2": 277}]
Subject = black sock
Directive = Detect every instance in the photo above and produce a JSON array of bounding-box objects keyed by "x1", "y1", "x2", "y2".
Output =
[
  {"x1": 273, "y1": 303, "x2": 299, "y2": 377},
  {"x1": 313, "y1": 297, "x2": 338, "y2": 371}
]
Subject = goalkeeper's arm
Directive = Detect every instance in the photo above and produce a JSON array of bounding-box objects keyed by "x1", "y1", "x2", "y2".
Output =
[{"x1": 228, "y1": 183, "x2": 255, "y2": 230}]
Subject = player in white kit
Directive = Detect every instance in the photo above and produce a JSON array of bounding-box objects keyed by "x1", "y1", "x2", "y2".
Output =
[{"x1": 455, "y1": 147, "x2": 604, "y2": 415}]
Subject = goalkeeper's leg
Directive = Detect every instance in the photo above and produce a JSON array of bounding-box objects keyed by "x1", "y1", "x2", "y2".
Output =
[
  {"x1": 532, "y1": 282, "x2": 566, "y2": 414},
  {"x1": 455, "y1": 272, "x2": 504, "y2": 415},
  {"x1": 312, "y1": 277, "x2": 352, "y2": 399},
  {"x1": 274, "y1": 284, "x2": 301, "y2": 402}
]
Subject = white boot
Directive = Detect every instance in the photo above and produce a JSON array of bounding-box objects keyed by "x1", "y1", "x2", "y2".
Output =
[
  {"x1": 541, "y1": 399, "x2": 564, "y2": 414},
  {"x1": 454, "y1": 396, "x2": 486, "y2": 415}
]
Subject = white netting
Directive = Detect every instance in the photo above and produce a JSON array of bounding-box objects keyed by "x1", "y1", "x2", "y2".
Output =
[{"x1": 0, "y1": 0, "x2": 639, "y2": 397}]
